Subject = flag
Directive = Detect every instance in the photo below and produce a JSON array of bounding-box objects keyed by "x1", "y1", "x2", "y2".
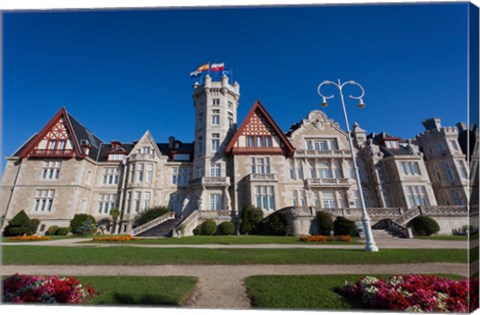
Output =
[
  {"x1": 197, "y1": 63, "x2": 210, "y2": 72},
  {"x1": 190, "y1": 70, "x2": 202, "y2": 78},
  {"x1": 221, "y1": 68, "x2": 232, "y2": 76},
  {"x1": 211, "y1": 63, "x2": 225, "y2": 72}
]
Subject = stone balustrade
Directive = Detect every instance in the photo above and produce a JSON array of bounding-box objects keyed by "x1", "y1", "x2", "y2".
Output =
[
  {"x1": 305, "y1": 178, "x2": 350, "y2": 187},
  {"x1": 130, "y1": 211, "x2": 175, "y2": 236}
]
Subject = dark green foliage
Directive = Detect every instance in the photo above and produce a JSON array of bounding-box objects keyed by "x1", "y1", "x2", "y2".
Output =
[
  {"x1": 193, "y1": 226, "x2": 201, "y2": 235},
  {"x1": 217, "y1": 221, "x2": 235, "y2": 235},
  {"x1": 70, "y1": 214, "x2": 97, "y2": 235},
  {"x1": 264, "y1": 212, "x2": 287, "y2": 236},
  {"x1": 56, "y1": 227, "x2": 70, "y2": 235},
  {"x1": 409, "y1": 216, "x2": 440, "y2": 236},
  {"x1": 46, "y1": 225, "x2": 59, "y2": 236},
  {"x1": 28, "y1": 219, "x2": 40, "y2": 235},
  {"x1": 316, "y1": 211, "x2": 334, "y2": 235},
  {"x1": 200, "y1": 219, "x2": 217, "y2": 236},
  {"x1": 7, "y1": 227, "x2": 28, "y2": 236},
  {"x1": 9, "y1": 210, "x2": 30, "y2": 227},
  {"x1": 333, "y1": 216, "x2": 356, "y2": 236},
  {"x1": 240, "y1": 204, "x2": 264, "y2": 235},
  {"x1": 136, "y1": 206, "x2": 170, "y2": 227}
]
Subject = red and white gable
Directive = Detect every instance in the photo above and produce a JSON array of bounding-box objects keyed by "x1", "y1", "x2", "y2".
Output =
[
  {"x1": 225, "y1": 100, "x2": 295, "y2": 156},
  {"x1": 18, "y1": 108, "x2": 82, "y2": 158}
]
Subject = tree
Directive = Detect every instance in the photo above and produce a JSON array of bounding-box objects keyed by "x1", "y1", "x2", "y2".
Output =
[
  {"x1": 409, "y1": 216, "x2": 440, "y2": 236},
  {"x1": 316, "y1": 211, "x2": 334, "y2": 235},
  {"x1": 70, "y1": 214, "x2": 97, "y2": 235},
  {"x1": 333, "y1": 216, "x2": 356, "y2": 236},
  {"x1": 109, "y1": 208, "x2": 120, "y2": 234},
  {"x1": 3, "y1": 210, "x2": 36, "y2": 236},
  {"x1": 240, "y1": 203, "x2": 264, "y2": 235}
]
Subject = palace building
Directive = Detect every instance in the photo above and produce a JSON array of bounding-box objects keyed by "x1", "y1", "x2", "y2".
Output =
[{"x1": 0, "y1": 75, "x2": 473, "y2": 236}]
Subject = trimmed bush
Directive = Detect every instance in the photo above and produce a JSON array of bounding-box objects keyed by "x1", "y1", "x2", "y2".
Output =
[
  {"x1": 333, "y1": 216, "x2": 356, "y2": 236},
  {"x1": 70, "y1": 214, "x2": 97, "y2": 235},
  {"x1": 46, "y1": 225, "x2": 59, "y2": 236},
  {"x1": 27, "y1": 219, "x2": 40, "y2": 235},
  {"x1": 265, "y1": 212, "x2": 287, "y2": 236},
  {"x1": 4, "y1": 210, "x2": 36, "y2": 236},
  {"x1": 316, "y1": 211, "x2": 334, "y2": 235},
  {"x1": 217, "y1": 221, "x2": 235, "y2": 235},
  {"x1": 240, "y1": 203, "x2": 264, "y2": 235},
  {"x1": 56, "y1": 227, "x2": 70, "y2": 235},
  {"x1": 136, "y1": 206, "x2": 170, "y2": 227},
  {"x1": 7, "y1": 227, "x2": 28, "y2": 236},
  {"x1": 409, "y1": 216, "x2": 440, "y2": 236},
  {"x1": 9, "y1": 210, "x2": 30, "y2": 227},
  {"x1": 193, "y1": 226, "x2": 201, "y2": 235},
  {"x1": 200, "y1": 219, "x2": 217, "y2": 236}
]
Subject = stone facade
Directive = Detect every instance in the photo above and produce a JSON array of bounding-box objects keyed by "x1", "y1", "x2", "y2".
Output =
[{"x1": 0, "y1": 76, "x2": 474, "y2": 235}]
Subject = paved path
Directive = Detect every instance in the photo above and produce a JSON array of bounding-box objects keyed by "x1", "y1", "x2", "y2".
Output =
[{"x1": 1, "y1": 263, "x2": 469, "y2": 309}]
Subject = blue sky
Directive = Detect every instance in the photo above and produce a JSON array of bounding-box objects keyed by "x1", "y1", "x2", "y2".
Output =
[{"x1": 2, "y1": 3, "x2": 473, "y2": 169}]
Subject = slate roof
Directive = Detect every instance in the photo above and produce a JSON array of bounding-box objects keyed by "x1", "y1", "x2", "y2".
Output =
[
  {"x1": 65, "y1": 111, "x2": 104, "y2": 160},
  {"x1": 367, "y1": 132, "x2": 412, "y2": 157}
]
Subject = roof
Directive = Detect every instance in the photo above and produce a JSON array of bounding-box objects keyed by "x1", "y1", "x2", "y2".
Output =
[{"x1": 367, "y1": 132, "x2": 412, "y2": 157}]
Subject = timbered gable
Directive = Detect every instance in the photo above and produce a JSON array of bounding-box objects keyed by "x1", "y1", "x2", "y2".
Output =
[{"x1": 225, "y1": 100, "x2": 295, "y2": 156}]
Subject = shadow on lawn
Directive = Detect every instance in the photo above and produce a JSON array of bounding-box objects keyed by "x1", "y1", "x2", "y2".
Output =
[{"x1": 106, "y1": 292, "x2": 177, "y2": 305}]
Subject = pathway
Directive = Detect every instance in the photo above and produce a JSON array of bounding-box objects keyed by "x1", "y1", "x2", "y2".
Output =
[{"x1": 1, "y1": 263, "x2": 469, "y2": 309}]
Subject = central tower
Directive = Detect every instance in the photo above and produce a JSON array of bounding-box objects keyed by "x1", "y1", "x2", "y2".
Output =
[{"x1": 191, "y1": 74, "x2": 240, "y2": 211}]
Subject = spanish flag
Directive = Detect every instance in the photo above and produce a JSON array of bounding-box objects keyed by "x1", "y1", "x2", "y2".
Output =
[{"x1": 197, "y1": 63, "x2": 210, "y2": 72}]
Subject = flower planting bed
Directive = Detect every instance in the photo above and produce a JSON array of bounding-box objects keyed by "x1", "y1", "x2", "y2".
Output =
[
  {"x1": 7, "y1": 235, "x2": 50, "y2": 241},
  {"x1": 3, "y1": 274, "x2": 95, "y2": 303},
  {"x1": 339, "y1": 274, "x2": 478, "y2": 312},
  {"x1": 92, "y1": 235, "x2": 141, "y2": 242},
  {"x1": 299, "y1": 235, "x2": 352, "y2": 242}
]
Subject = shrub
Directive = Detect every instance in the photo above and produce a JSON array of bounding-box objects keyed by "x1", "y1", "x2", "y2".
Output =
[
  {"x1": 70, "y1": 214, "x2": 97, "y2": 235},
  {"x1": 240, "y1": 203, "x2": 264, "y2": 235},
  {"x1": 7, "y1": 227, "x2": 28, "y2": 236},
  {"x1": 316, "y1": 211, "x2": 334, "y2": 235},
  {"x1": 27, "y1": 219, "x2": 40, "y2": 235},
  {"x1": 334, "y1": 216, "x2": 356, "y2": 236},
  {"x1": 200, "y1": 219, "x2": 217, "y2": 236},
  {"x1": 217, "y1": 221, "x2": 235, "y2": 235},
  {"x1": 46, "y1": 225, "x2": 59, "y2": 236},
  {"x1": 77, "y1": 219, "x2": 97, "y2": 235},
  {"x1": 4, "y1": 210, "x2": 32, "y2": 236},
  {"x1": 193, "y1": 226, "x2": 201, "y2": 235},
  {"x1": 409, "y1": 216, "x2": 440, "y2": 236},
  {"x1": 136, "y1": 206, "x2": 170, "y2": 227},
  {"x1": 265, "y1": 212, "x2": 287, "y2": 236},
  {"x1": 9, "y1": 210, "x2": 30, "y2": 227},
  {"x1": 56, "y1": 227, "x2": 70, "y2": 235}
]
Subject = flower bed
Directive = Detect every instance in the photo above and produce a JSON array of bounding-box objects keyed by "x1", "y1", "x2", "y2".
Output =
[
  {"x1": 339, "y1": 274, "x2": 475, "y2": 312},
  {"x1": 7, "y1": 235, "x2": 50, "y2": 241},
  {"x1": 299, "y1": 235, "x2": 351, "y2": 242},
  {"x1": 92, "y1": 235, "x2": 141, "y2": 242},
  {"x1": 3, "y1": 274, "x2": 95, "y2": 304}
]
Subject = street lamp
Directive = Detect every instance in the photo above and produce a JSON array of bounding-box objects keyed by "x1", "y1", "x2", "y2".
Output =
[{"x1": 317, "y1": 79, "x2": 378, "y2": 252}]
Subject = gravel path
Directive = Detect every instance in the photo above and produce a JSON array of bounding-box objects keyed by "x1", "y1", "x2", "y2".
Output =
[{"x1": 1, "y1": 263, "x2": 469, "y2": 309}]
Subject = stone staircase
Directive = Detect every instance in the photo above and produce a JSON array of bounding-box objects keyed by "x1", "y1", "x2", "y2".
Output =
[
  {"x1": 137, "y1": 217, "x2": 183, "y2": 237},
  {"x1": 371, "y1": 229, "x2": 400, "y2": 240}
]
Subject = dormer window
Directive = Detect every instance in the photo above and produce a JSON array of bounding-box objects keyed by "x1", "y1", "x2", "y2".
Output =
[{"x1": 384, "y1": 140, "x2": 399, "y2": 149}]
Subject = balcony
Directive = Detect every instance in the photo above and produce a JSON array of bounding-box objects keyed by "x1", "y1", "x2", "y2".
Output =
[
  {"x1": 247, "y1": 173, "x2": 277, "y2": 182},
  {"x1": 295, "y1": 149, "x2": 350, "y2": 158},
  {"x1": 31, "y1": 149, "x2": 74, "y2": 158},
  {"x1": 129, "y1": 153, "x2": 156, "y2": 162},
  {"x1": 305, "y1": 177, "x2": 350, "y2": 187},
  {"x1": 189, "y1": 176, "x2": 231, "y2": 187}
]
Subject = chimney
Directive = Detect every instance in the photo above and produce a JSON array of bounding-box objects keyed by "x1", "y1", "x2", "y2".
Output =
[
  {"x1": 80, "y1": 139, "x2": 91, "y2": 156},
  {"x1": 111, "y1": 140, "x2": 121, "y2": 150},
  {"x1": 422, "y1": 118, "x2": 442, "y2": 131}
]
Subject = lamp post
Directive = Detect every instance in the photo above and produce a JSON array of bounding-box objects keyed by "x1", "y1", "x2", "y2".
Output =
[{"x1": 317, "y1": 79, "x2": 378, "y2": 252}]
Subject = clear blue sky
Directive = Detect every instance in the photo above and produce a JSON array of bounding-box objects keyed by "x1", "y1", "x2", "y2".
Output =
[{"x1": 2, "y1": 3, "x2": 472, "y2": 169}]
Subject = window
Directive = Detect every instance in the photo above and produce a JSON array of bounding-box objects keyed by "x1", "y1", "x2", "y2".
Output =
[
  {"x1": 228, "y1": 112, "x2": 234, "y2": 128},
  {"x1": 210, "y1": 193, "x2": 221, "y2": 210},
  {"x1": 134, "y1": 192, "x2": 141, "y2": 212},
  {"x1": 317, "y1": 161, "x2": 332, "y2": 178},
  {"x1": 138, "y1": 164, "x2": 144, "y2": 182},
  {"x1": 48, "y1": 140, "x2": 57, "y2": 150},
  {"x1": 255, "y1": 186, "x2": 276, "y2": 210},
  {"x1": 103, "y1": 168, "x2": 119, "y2": 185},
  {"x1": 289, "y1": 161, "x2": 295, "y2": 179},
  {"x1": 172, "y1": 168, "x2": 189, "y2": 186},
  {"x1": 198, "y1": 111, "x2": 204, "y2": 125},
  {"x1": 197, "y1": 165, "x2": 204, "y2": 178},
  {"x1": 256, "y1": 136, "x2": 263, "y2": 147},
  {"x1": 126, "y1": 192, "x2": 132, "y2": 214},
  {"x1": 227, "y1": 101, "x2": 233, "y2": 109},
  {"x1": 450, "y1": 140, "x2": 459, "y2": 151},
  {"x1": 444, "y1": 163, "x2": 455, "y2": 181},
  {"x1": 146, "y1": 164, "x2": 153, "y2": 182},
  {"x1": 333, "y1": 161, "x2": 343, "y2": 178},
  {"x1": 247, "y1": 136, "x2": 255, "y2": 147},
  {"x1": 212, "y1": 110, "x2": 220, "y2": 125},
  {"x1": 169, "y1": 194, "x2": 184, "y2": 213},
  {"x1": 41, "y1": 161, "x2": 61, "y2": 179},
  {"x1": 58, "y1": 140, "x2": 66, "y2": 150},
  {"x1": 407, "y1": 186, "x2": 429, "y2": 208},
  {"x1": 210, "y1": 163, "x2": 221, "y2": 177},
  {"x1": 385, "y1": 140, "x2": 399, "y2": 149},
  {"x1": 309, "y1": 160, "x2": 315, "y2": 178},
  {"x1": 313, "y1": 192, "x2": 320, "y2": 208},
  {"x1": 322, "y1": 191, "x2": 336, "y2": 209},
  {"x1": 212, "y1": 133, "x2": 220, "y2": 152},
  {"x1": 457, "y1": 160, "x2": 468, "y2": 179},
  {"x1": 108, "y1": 154, "x2": 124, "y2": 161},
  {"x1": 251, "y1": 158, "x2": 270, "y2": 174},
  {"x1": 452, "y1": 191, "x2": 463, "y2": 205},
  {"x1": 130, "y1": 165, "x2": 135, "y2": 183},
  {"x1": 212, "y1": 98, "x2": 220, "y2": 106},
  {"x1": 34, "y1": 190, "x2": 55, "y2": 212},
  {"x1": 291, "y1": 191, "x2": 298, "y2": 206},
  {"x1": 141, "y1": 146, "x2": 152, "y2": 154},
  {"x1": 297, "y1": 161, "x2": 303, "y2": 179},
  {"x1": 401, "y1": 162, "x2": 421, "y2": 176},
  {"x1": 436, "y1": 142, "x2": 446, "y2": 152},
  {"x1": 264, "y1": 136, "x2": 272, "y2": 147},
  {"x1": 144, "y1": 192, "x2": 151, "y2": 210},
  {"x1": 306, "y1": 139, "x2": 338, "y2": 151},
  {"x1": 98, "y1": 194, "x2": 116, "y2": 214}
]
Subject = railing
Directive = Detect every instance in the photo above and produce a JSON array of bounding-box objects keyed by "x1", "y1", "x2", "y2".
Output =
[
  {"x1": 129, "y1": 153, "x2": 156, "y2": 162},
  {"x1": 372, "y1": 219, "x2": 413, "y2": 238},
  {"x1": 248, "y1": 173, "x2": 277, "y2": 181},
  {"x1": 31, "y1": 149, "x2": 74, "y2": 157},
  {"x1": 295, "y1": 149, "x2": 349, "y2": 157},
  {"x1": 395, "y1": 207, "x2": 422, "y2": 225},
  {"x1": 199, "y1": 210, "x2": 236, "y2": 220},
  {"x1": 189, "y1": 177, "x2": 230, "y2": 187},
  {"x1": 130, "y1": 211, "x2": 175, "y2": 236},
  {"x1": 232, "y1": 147, "x2": 283, "y2": 155},
  {"x1": 305, "y1": 178, "x2": 349, "y2": 186},
  {"x1": 420, "y1": 205, "x2": 468, "y2": 216}
]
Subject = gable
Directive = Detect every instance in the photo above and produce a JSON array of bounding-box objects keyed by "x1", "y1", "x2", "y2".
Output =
[
  {"x1": 225, "y1": 100, "x2": 295, "y2": 156},
  {"x1": 17, "y1": 108, "x2": 84, "y2": 159}
]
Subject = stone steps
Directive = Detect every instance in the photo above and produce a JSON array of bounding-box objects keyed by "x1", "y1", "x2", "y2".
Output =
[{"x1": 137, "y1": 218, "x2": 183, "y2": 237}]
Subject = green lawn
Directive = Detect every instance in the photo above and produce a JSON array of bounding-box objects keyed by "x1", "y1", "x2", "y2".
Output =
[
  {"x1": 3, "y1": 246, "x2": 468, "y2": 265},
  {"x1": 79, "y1": 276, "x2": 197, "y2": 305},
  {"x1": 1, "y1": 235, "x2": 91, "y2": 242},
  {"x1": 91, "y1": 235, "x2": 361, "y2": 245},
  {"x1": 245, "y1": 274, "x2": 465, "y2": 310},
  {"x1": 416, "y1": 235, "x2": 469, "y2": 241}
]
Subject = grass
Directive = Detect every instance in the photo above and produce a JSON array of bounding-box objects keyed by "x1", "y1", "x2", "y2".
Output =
[
  {"x1": 245, "y1": 274, "x2": 465, "y2": 309},
  {"x1": 90, "y1": 235, "x2": 361, "y2": 245},
  {"x1": 1, "y1": 235, "x2": 91, "y2": 242},
  {"x1": 416, "y1": 235, "x2": 469, "y2": 241},
  {"x1": 3, "y1": 246, "x2": 468, "y2": 265},
  {"x1": 78, "y1": 276, "x2": 197, "y2": 305}
]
